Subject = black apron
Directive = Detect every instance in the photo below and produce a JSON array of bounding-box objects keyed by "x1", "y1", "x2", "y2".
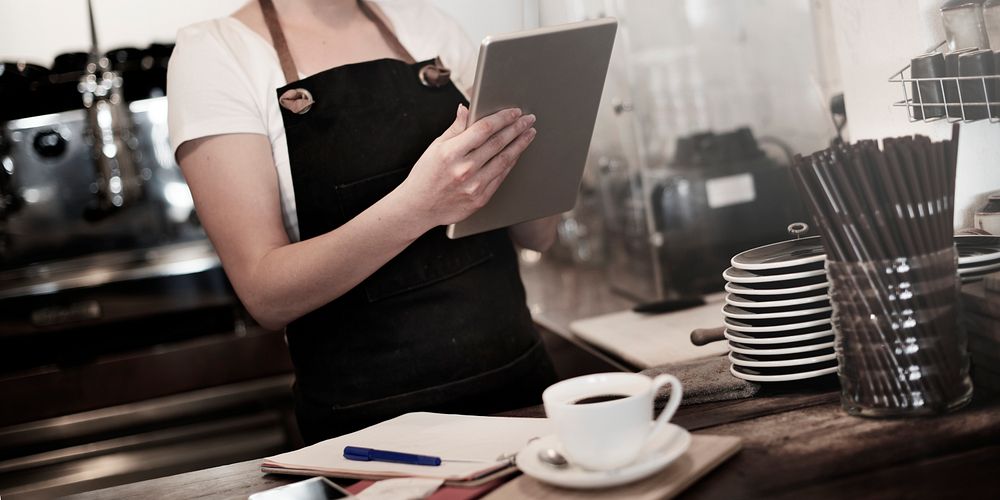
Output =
[{"x1": 257, "y1": 0, "x2": 555, "y2": 444}]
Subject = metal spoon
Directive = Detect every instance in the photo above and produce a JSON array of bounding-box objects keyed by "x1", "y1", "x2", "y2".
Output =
[{"x1": 537, "y1": 448, "x2": 568, "y2": 468}]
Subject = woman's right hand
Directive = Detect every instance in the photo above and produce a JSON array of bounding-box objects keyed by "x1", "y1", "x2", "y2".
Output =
[{"x1": 395, "y1": 104, "x2": 537, "y2": 230}]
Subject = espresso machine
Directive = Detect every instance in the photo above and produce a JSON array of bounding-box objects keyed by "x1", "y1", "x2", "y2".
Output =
[{"x1": 0, "y1": 3, "x2": 297, "y2": 497}]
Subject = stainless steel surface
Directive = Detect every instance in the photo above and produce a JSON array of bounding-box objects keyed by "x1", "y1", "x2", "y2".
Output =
[
  {"x1": 0, "y1": 96, "x2": 202, "y2": 269},
  {"x1": 537, "y1": 448, "x2": 568, "y2": 468},
  {"x1": 0, "y1": 375, "x2": 296, "y2": 499},
  {"x1": 81, "y1": 60, "x2": 143, "y2": 212},
  {"x1": 447, "y1": 18, "x2": 618, "y2": 239},
  {"x1": 0, "y1": 239, "x2": 219, "y2": 299},
  {"x1": 0, "y1": 44, "x2": 284, "y2": 496},
  {"x1": 0, "y1": 374, "x2": 293, "y2": 456},
  {"x1": 1, "y1": 414, "x2": 289, "y2": 499}
]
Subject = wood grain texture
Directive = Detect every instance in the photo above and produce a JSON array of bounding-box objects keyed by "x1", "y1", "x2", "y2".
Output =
[
  {"x1": 768, "y1": 444, "x2": 1000, "y2": 500},
  {"x1": 678, "y1": 396, "x2": 1000, "y2": 499},
  {"x1": 71, "y1": 392, "x2": 1000, "y2": 499},
  {"x1": 67, "y1": 273, "x2": 1000, "y2": 499},
  {"x1": 960, "y1": 282, "x2": 1000, "y2": 319},
  {"x1": 69, "y1": 460, "x2": 293, "y2": 500}
]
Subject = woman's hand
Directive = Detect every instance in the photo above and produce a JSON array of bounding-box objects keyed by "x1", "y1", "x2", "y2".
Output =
[{"x1": 394, "y1": 104, "x2": 537, "y2": 231}]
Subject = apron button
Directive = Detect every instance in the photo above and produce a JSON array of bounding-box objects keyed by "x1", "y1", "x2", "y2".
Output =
[{"x1": 280, "y1": 88, "x2": 315, "y2": 114}]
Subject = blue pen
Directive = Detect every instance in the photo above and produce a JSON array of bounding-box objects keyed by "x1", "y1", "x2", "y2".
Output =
[{"x1": 343, "y1": 446, "x2": 442, "y2": 466}]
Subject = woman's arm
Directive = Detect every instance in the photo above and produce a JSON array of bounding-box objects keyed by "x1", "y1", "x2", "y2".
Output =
[
  {"x1": 178, "y1": 105, "x2": 535, "y2": 330},
  {"x1": 509, "y1": 216, "x2": 560, "y2": 252}
]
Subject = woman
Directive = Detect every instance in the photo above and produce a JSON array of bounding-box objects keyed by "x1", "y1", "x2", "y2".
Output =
[{"x1": 167, "y1": 0, "x2": 559, "y2": 444}]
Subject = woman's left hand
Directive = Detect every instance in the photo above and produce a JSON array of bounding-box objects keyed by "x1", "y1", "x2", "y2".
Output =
[{"x1": 510, "y1": 215, "x2": 560, "y2": 252}]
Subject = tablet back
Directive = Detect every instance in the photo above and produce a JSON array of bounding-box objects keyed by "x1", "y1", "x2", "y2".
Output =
[{"x1": 446, "y1": 18, "x2": 618, "y2": 239}]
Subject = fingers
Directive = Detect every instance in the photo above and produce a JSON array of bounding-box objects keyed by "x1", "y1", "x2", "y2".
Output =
[
  {"x1": 447, "y1": 108, "x2": 523, "y2": 155},
  {"x1": 473, "y1": 126, "x2": 537, "y2": 199},
  {"x1": 436, "y1": 104, "x2": 469, "y2": 143},
  {"x1": 467, "y1": 113, "x2": 536, "y2": 166}
]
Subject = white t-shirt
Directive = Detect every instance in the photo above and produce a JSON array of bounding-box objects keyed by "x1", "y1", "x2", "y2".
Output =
[{"x1": 167, "y1": 0, "x2": 477, "y2": 241}]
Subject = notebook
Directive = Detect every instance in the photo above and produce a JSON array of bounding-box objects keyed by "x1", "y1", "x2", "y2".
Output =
[{"x1": 261, "y1": 413, "x2": 552, "y2": 484}]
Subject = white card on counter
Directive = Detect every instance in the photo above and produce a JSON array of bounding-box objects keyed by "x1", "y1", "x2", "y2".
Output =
[
  {"x1": 706, "y1": 173, "x2": 756, "y2": 209},
  {"x1": 569, "y1": 295, "x2": 729, "y2": 369}
]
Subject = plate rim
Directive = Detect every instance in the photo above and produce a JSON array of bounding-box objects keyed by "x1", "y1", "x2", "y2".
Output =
[
  {"x1": 957, "y1": 250, "x2": 1000, "y2": 266},
  {"x1": 723, "y1": 327, "x2": 834, "y2": 345},
  {"x1": 959, "y1": 261, "x2": 1000, "y2": 274},
  {"x1": 731, "y1": 237, "x2": 826, "y2": 271},
  {"x1": 722, "y1": 303, "x2": 832, "y2": 320},
  {"x1": 725, "y1": 292, "x2": 831, "y2": 309},
  {"x1": 722, "y1": 266, "x2": 827, "y2": 284},
  {"x1": 727, "y1": 338, "x2": 835, "y2": 355},
  {"x1": 724, "y1": 280, "x2": 830, "y2": 296},
  {"x1": 728, "y1": 351, "x2": 837, "y2": 368},
  {"x1": 729, "y1": 363, "x2": 838, "y2": 382},
  {"x1": 724, "y1": 316, "x2": 832, "y2": 333}
]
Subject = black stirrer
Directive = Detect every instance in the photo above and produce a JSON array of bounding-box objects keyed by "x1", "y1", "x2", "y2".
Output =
[
  {"x1": 834, "y1": 146, "x2": 919, "y2": 401},
  {"x1": 794, "y1": 155, "x2": 894, "y2": 402},
  {"x1": 884, "y1": 139, "x2": 932, "y2": 256}
]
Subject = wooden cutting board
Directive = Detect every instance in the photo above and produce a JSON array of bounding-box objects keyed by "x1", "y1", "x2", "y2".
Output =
[
  {"x1": 569, "y1": 295, "x2": 729, "y2": 369},
  {"x1": 483, "y1": 434, "x2": 741, "y2": 500}
]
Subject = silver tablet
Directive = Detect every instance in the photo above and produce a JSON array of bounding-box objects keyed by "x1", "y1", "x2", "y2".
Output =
[{"x1": 446, "y1": 18, "x2": 618, "y2": 239}]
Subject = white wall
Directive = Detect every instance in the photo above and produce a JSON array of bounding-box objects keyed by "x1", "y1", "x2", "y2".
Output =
[
  {"x1": 829, "y1": 0, "x2": 1000, "y2": 228},
  {"x1": 0, "y1": 0, "x2": 531, "y2": 65},
  {"x1": 0, "y1": 0, "x2": 245, "y2": 65}
]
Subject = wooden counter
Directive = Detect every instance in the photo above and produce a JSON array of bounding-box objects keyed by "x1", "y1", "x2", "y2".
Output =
[
  {"x1": 70, "y1": 378, "x2": 1000, "y2": 499},
  {"x1": 69, "y1": 260, "x2": 1000, "y2": 499}
]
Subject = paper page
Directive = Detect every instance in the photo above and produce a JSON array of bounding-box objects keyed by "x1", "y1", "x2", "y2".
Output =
[{"x1": 263, "y1": 413, "x2": 552, "y2": 481}]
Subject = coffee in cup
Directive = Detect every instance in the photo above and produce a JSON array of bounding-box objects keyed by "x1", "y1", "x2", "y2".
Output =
[{"x1": 542, "y1": 372, "x2": 683, "y2": 471}]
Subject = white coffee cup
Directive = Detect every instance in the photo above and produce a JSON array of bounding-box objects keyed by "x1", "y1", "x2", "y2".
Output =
[{"x1": 542, "y1": 372, "x2": 682, "y2": 471}]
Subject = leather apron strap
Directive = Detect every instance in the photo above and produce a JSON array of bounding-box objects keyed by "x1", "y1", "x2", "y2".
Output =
[{"x1": 257, "y1": 0, "x2": 415, "y2": 85}]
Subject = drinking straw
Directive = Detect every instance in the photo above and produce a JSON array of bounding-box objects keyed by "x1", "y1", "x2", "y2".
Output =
[{"x1": 788, "y1": 133, "x2": 964, "y2": 411}]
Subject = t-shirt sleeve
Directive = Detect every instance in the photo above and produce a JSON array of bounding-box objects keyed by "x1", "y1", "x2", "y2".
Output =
[
  {"x1": 430, "y1": 9, "x2": 478, "y2": 95},
  {"x1": 391, "y1": 0, "x2": 478, "y2": 95},
  {"x1": 167, "y1": 21, "x2": 267, "y2": 156}
]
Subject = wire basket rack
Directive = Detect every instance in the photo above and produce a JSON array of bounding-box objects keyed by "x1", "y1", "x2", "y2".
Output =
[{"x1": 889, "y1": 64, "x2": 1000, "y2": 124}]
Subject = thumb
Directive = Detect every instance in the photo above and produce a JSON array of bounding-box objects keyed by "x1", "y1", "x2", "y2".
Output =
[{"x1": 437, "y1": 104, "x2": 469, "y2": 142}]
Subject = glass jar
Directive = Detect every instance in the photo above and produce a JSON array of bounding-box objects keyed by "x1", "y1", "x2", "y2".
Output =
[
  {"x1": 826, "y1": 247, "x2": 973, "y2": 417},
  {"x1": 941, "y1": 0, "x2": 991, "y2": 52}
]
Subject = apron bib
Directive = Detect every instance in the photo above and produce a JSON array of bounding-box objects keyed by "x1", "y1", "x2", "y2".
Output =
[{"x1": 257, "y1": 0, "x2": 554, "y2": 444}]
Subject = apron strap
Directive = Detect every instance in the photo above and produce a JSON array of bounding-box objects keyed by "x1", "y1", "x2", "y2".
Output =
[
  {"x1": 257, "y1": 0, "x2": 299, "y2": 84},
  {"x1": 257, "y1": 0, "x2": 415, "y2": 85}
]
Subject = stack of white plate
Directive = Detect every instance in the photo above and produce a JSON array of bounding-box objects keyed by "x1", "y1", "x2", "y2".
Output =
[
  {"x1": 722, "y1": 237, "x2": 838, "y2": 383},
  {"x1": 957, "y1": 235, "x2": 1000, "y2": 283}
]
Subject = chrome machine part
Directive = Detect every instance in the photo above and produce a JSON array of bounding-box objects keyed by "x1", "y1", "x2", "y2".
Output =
[{"x1": 79, "y1": 0, "x2": 142, "y2": 215}]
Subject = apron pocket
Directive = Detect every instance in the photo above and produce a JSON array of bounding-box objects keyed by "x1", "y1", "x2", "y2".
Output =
[{"x1": 334, "y1": 168, "x2": 495, "y2": 303}]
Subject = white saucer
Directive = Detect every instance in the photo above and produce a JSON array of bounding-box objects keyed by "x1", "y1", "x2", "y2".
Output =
[
  {"x1": 728, "y1": 351, "x2": 837, "y2": 368},
  {"x1": 725, "y1": 292, "x2": 830, "y2": 309},
  {"x1": 515, "y1": 424, "x2": 692, "y2": 490},
  {"x1": 730, "y1": 237, "x2": 826, "y2": 271},
  {"x1": 723, "y1": 327, "x2": 834, "y2": 345},
  {"x1": 728, "y1": 337, "x2": 835, "y2": 355},
  {"x1": 729, "y1": 363, "x2": 838, "y2": 382},
  {"x1": 725, "y1": 280, "x2": 830, "y2": 297},
  {"x1": 722, "y1": 303, "x2": 832, "y2": 320},
  {"x1": 959, "y1": 262, "x2": 1000, "y2": 275},
  {"x1": 722, "y1": 266, "x2": 826, "y2": 284},
  {"x1": 724, "y1": 316, "x2": 832, "y2": 333}
]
